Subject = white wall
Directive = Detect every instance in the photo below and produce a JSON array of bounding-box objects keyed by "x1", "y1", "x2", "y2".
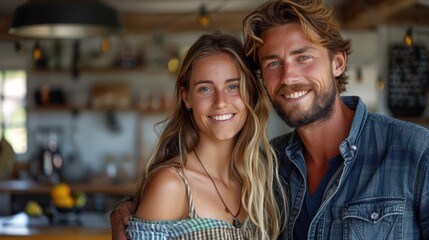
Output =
[{"x1": 341, "y1": 30, "x2": 379, "y2": 112}]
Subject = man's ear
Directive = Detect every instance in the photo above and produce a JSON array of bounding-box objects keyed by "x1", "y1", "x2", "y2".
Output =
[{"x1": 332, "y1": 51, "x2": 346, "y2": 77}]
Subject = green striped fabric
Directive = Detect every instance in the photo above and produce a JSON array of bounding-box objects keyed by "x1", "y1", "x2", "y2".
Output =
[
  {"x1": 126, "y1": 167, "x2": 254, "y2": 239},
  {"x1": 126, "y1": 216, "x2": 254, "y2": 239}
]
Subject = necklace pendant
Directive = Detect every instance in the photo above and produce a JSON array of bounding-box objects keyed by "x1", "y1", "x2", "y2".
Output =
[{"x1": 233, "y1": 218, "x2": 241, "y2": 228}]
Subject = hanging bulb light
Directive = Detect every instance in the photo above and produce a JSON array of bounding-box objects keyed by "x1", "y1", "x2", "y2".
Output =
[
  {"x1": 100, "y1": 37, "x2": 111, "y2": 53},
  {"x1": 198, "y1": 4, "x2": 210, "y2": 27},
  {"x1": 404, "y1": 27, "x2": 413, "y2": 46},
  {"x1": 33, "y1": 42, "x2": 42, "y2": 60}
]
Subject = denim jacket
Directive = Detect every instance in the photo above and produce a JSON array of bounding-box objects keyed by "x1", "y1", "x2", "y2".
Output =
[{"x1": 272, "y1": 96, "x2": 429, "y2": 240}]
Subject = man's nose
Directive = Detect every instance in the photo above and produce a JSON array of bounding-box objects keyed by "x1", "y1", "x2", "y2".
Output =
[{"x1": 281, "y1": 64, "x2": 300, "y2": 85}]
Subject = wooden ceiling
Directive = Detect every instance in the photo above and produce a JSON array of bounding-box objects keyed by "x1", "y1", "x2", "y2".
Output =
[
  {"x1": 336, "y1": 0, "x2": 429, "y2": 29},
  {"x1": 0, "y1": 0, "x2": 428, "y2": 40}
]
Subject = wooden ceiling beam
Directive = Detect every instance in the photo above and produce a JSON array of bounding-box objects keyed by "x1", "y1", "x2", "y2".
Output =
[
  {"x1": 0, "y1": 16, "x2": 18, "y2": 41},
  {"x1": 0, "y1": 11, "x2": 248, "y2": 41},
  {"x1": 338, "y1": 0, "x2": 418, "y2": 29},
  {"x1": 2, "y1": 1, "x2": 429, "y2": 39},
  {"x1": 384, "y1": 4, "x2": 429, "y2": 26},
  {"x1": 121, "y1": 11, "x2": 249, "y2": 34}
]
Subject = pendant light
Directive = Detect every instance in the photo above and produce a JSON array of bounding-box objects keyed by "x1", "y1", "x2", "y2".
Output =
[
  {"x1": 197, "y1": 4, "x2": 210, "y2": 27},
  {"x1": 404, "y1": 27, "x2": 413, "y2": 46},
  {"x1": 9, "y1": 0, "x2": 121, "y2": 39}
]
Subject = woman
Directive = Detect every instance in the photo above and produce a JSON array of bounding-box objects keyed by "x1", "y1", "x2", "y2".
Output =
[{"x1": 125, "y1": 31, "x2": 285, "y2": 239}]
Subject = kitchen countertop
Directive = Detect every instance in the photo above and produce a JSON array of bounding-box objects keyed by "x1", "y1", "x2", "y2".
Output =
[
  {"x1": 0, "y1": 179, "x2": 133, "y2": 216},
  {"x1": 0, "y1": 211, "x2": 111, "y2": 239}
]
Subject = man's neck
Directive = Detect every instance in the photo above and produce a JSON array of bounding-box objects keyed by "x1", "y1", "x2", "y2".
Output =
[{"x1": 297, "y1": 97, "x2": 354, "y2": 194}]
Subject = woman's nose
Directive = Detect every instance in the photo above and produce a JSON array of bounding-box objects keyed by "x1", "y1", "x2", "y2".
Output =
[{"x1": 213, "y1": 90, "x2": 228, "y2": 108}]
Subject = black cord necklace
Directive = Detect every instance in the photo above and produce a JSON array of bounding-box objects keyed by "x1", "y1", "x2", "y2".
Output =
[{"x1": 193, "y1": 149, "x2": 242, "y2": 228}]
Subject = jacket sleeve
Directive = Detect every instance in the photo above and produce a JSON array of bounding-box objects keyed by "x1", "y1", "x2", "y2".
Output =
[{"x1": 417, "y1": 147, "x2": 429, "y2": 239}]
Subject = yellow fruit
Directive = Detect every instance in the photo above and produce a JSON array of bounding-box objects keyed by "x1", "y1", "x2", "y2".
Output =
[
  {"x1": 50, "y1": 183, "x2": 71, "y2": 200},
  {"x1": 53, "y1": 195, "x2": 74, "y2": 208},
  {"x1": 73, "y1": 191, "x2": 87, "y2": 208},
  {"x1": 25, "y1": 200, "x2": 43, "y2": 217}
]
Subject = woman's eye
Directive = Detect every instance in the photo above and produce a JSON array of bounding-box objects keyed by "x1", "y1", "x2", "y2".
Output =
[
  {"x1": 227, "y1": 84, "x2": 240, "y2": 93},
  {"x1": 199, "y1": 86, "x2": 212, "y2": 93}
]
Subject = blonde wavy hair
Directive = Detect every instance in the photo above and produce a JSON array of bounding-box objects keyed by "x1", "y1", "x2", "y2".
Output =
[
  {"x1": 132, "y1": 31, "x2": 285, "y2": 239},
  {"x1": 243, "y1": 0, "x2": 352, "y2": 93}
]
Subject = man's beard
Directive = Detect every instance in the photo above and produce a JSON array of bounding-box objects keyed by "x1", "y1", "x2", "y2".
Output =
[{"x1": 272, "y1": 78, "x2": 337, "y2": 128}]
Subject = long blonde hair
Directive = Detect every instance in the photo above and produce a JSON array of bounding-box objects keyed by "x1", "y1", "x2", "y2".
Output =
[{"x1": 132, "y1": 31, "x2": 285, "y2": 239}]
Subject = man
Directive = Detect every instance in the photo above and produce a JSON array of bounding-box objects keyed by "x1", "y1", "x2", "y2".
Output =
[
  {"x1": 111, "y1": 0, "x2": 429, "y2": 239},
  {"x1": 243, "y1": 0, "x2": 429, "y2": 239}
]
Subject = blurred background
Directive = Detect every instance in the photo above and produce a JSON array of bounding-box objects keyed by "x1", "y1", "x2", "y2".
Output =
[{"x1": 0, "y1": 0, "x2": 428, "y2": 238}]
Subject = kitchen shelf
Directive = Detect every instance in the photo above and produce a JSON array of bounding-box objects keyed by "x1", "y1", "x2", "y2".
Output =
[
  {"x1": 0, "y1": 180, "x2": 133, "y2": 195},
  {"x1": 29, "y1": 66, "x2": 176, "y2": 76},
  {"x1": 30, "y1": 66, "x2": 148, "y2": 73},
  {"x1": 27, "y1": 105, "x2": 168, "y2": 115},
  {"x1": 27, "y1": 105, "x2": 137, "y2": 112}
]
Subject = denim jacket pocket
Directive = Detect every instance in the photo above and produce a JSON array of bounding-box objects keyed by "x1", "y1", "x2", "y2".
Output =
[{"x1": 342, "y1": 197, "x2": 405, "y2": 240}]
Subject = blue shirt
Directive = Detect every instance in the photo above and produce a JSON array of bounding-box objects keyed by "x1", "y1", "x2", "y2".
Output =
[
  {"x1": 272, "y1": 96, "x2": 429, "y2": 240},
  {"x1": 294, "y1": 155, "x2": 343, "y2": 240}
]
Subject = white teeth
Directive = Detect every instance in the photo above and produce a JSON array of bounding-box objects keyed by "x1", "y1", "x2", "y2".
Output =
[
  {"x1": 212, "y1": 114, "x2": 233, "y2": 121},
  {"x1": 284, "y1": 91, "x2": 307, "y2": 99}
]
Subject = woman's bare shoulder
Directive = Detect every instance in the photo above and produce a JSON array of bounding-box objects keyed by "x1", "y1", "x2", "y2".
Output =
[{"x1": 134, "y1": 166, "x2": 188, "y2": 221}]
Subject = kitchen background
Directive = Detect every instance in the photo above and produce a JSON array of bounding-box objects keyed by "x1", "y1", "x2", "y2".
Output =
[{"x1": 0, "y1": 0, "x2": 428, "y2": 237}]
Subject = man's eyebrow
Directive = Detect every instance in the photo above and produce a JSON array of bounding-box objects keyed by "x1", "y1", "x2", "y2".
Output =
[
  {"x1": 291, "y1": 46, "x2": 316, "y2": 55},
  {"x1": 260, "y1": 47, "x2": 316, "y2": 62},
  {"x1": 260, "y1": 55, "x2": 279, "y2": 62}
]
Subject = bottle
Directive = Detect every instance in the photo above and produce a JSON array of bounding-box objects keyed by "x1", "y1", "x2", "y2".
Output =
[
  {"x1": 45, "y1": 131, "x2": 63, "y2": 183},
  {"x1": 32, "y1": 129, "x2": 63, "y2": 184}
]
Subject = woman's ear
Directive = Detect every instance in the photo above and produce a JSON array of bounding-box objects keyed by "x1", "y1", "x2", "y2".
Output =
[
  {"x1": 181, "y1": 87, "x2": 191, "y2": 110},
  {"x1": 332, "y1": 51, "x2": 346, "y2": 77}
]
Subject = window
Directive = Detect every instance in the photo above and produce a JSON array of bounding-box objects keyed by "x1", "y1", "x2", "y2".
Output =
[{"x1": 0, "y1": 70, "x2": 27, "y2": 154}]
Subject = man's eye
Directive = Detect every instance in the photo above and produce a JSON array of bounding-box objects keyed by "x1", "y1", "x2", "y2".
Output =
[
  {"x1": 267, "y1": 61, "x2": 281, "y2": 68},
  {"x1": 298, "y1": 55, "x2": 311, "y2": 62}
]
